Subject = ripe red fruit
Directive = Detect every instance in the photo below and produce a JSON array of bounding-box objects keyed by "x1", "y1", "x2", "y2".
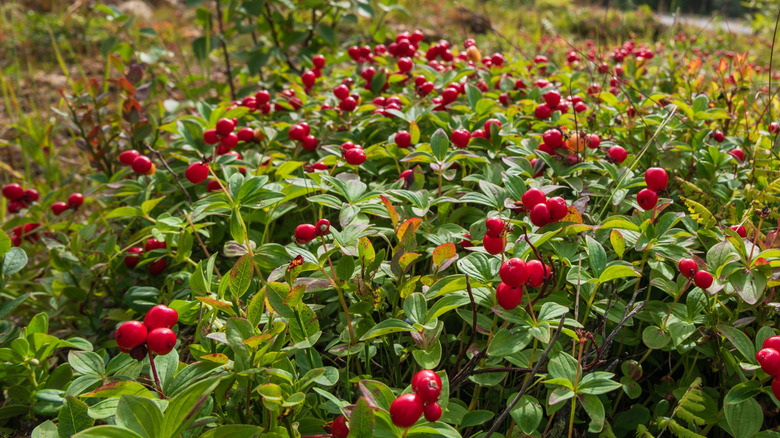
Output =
[
  {"x1": 546, "y1": 197, "x2": 568, "y2": 220},
  {"x1": 764, "y1": 336, "x2": 780, "y2": 352},
  {"x1": 771, "y1": 122, "x2": 780, "y2": 135},
  {"x1": 423, "y1": 403, "x2": 442, "y2": 422},
  {"x1": 295, "y1": 224, "x2": 317, "y2": 244},
  {"x1": 312, "y1": 162, "x2": 328, "y2": 171},
  {"x1": 534, "y1": 104, "x2": 552, "y2": 120},
  {"x1": 345, "y1": 148, "x2": 366, "y2": 165},
  {"x1": 145, "y1": 238, "x2": 166, "y2": 252},
  {"x1": 694, "y1": 270, "x2": 713, "y2": 289},
  {"x1": 237, "y1": 127, "x2": 255, "y2": 142},
  {"x1": 144, "y1": 304, "x2": 179, "y2": 330},
  {"x1": 411, "y1": 370, "x2": 442, "y2": 403},
  {"x1": 773, "y1": 378, "x2": 780, "y2": 400},
  {"x1": 451, "y1": 129, "x2": 470, "y2": 148},
  {"x1": 67, "y1": 193, "x2": 84, "y2": 209},
  {"x1": 608, "y1": 146, "x2": 628, "y2": 164},
  {"x1": 216, "y1": 118, "x2": 235, "y2": 136},
  {"x1": 207, "y1": 180, "x2": 222, "y2": 192},
  {"x1": 301, "y1": 70, "x2": 316, "y2": 87},
  {"x1": 124, "y1": 246, "x2": 143, "y2": 268},
  {"x1": 203, "y1": 129, "x2": 220, "y2": 145},
  {"x1": 485, "y1": 217, "x2": 504, "y2": 236},
  {"x1": 313, "y1": 54, "x2": 326, "y2": 69},
  {"x1": 526, "y1": 260, "x2": 550, "y2": 288},
  {"x1": 574, "y1": 102, "x2": 588, "y2": 113},
  {"x1": 636, "y1": 189, "x2": 658, "y2": 210},
  {"x1": 334, "y1": 84, "x2": 350, "y2": 100},
  {"x1": 339, "y1": 97, "x2": 357, "y2": 112},
  {"x1": 220, "y1": 133, "x2": 239, "y2": 149},
  {"x1": 500, "y1": 258, "x2": 529, "y2": 287},
  {"x1": 442, "y1": 88, "x2": 458, "y2": 104},
  {"x1": 730, "y1": 225, "x2": 747, "y2": 238},
  {"x1": 678, "y1": 259, "x2": 697, "y2": 278},
  {"x1": 712, "y1": 130, "x2": 725, "y2": 142},
  {"x1": 522, "y1": 188, "x2": 547, "y2": 211},
  {"x1": 289, "y1": 124, "x2": 306, "y2": 141},
  {"x1": 119, "y1": 149, "x2": 141, "y2": 165},
  {"x1": 185, "y1": 162, "x2": 209, "y2": 184},
  {"x1": 543, "y1": 90, "x2": 562, "y2": 108},
  {"x1": 496, "y1": 282, "x2": 523, "y2": 310},
  {"x1": 645, "y1": 167, "x2": 668, "y2": 192},
  {"x1": 758, "y1": 348, "x2": 780, "y2": 375},
  {"x1": 484, "y1": 118, "x2": 502, "y2": 138},
  {"x1": 730, "y1": 148, "x2": 744, "y2": 162},
  {"x1": 396, "y1": 130, "x2": 412, "y2": 148},
  {"x1": 397, "y1": 57, "x2": 413, "y2": 72},
  {"x1": 483, "y1": 234, "x2": 505, "y2": 255},
  {"x1": 23, "y1": 189, "x2": 39, "y2": 202},
  {"x1": 529, "y1": 203, "x2": 551, "y2": 227},
  {"x1": 147, "y1": 327, "x2": 177, "y2": 355},
  {"x1": 2, "y1": 184, "x2": 24, "y2": 201},
  {"x1": 587, "y1": 134, "x2": 600, "y2": 149},
  {"x1": 390, "y1": 393, "x2": 424, "y2": 428},
  {"x1": 302, "y1": 135, "x2": 319, "y2": 151},
  {"x1": 51, "y1": 202, "x2": 68, "y2": 216},
  {"x1": 115, "y1": 321, "x2": 148, "y2": 353},
  {"x1": 331, "y1": 415, "x2": 349, "y2": 438},
  {"x1": 131, "y1": 156, "x2": 153, "y2": 174},
  {"x1": 149, "y1": 258, "x2": 167, "y2": 276},
  {"x1": 471, "y1": 129, "x2": 486, "y2": 140},
  {"x1": 542, "y1": 129, "x2": 563, "y2": 149},
  {"x1": 316, "y1": 219, "x2": 331, "y2": 236}
]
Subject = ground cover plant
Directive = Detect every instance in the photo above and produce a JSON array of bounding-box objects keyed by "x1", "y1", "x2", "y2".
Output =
[{"x1": 3, "y1": 0, "x2": 780, "y2": 437}]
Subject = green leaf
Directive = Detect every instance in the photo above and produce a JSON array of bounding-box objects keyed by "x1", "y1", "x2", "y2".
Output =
[
  {"x1": 430, "y1": 128, "x2": 449, "y2": 162},
  {"x1": 370, "y1": 68, "x2": 387, "y2": 95},
  {"x1": 403, "y1": 293, "x2": 427, "y2": 325},
  {"x1": 719, "y1": 324, "x2": 756, "y2": 363},
  {"x1": 598, "y1": 263, "x2": 640, "y2": 283},
  {"x1": 425, "y1": 295, "x2": 469, "y2": 323},
  {"x1": 610, "y1": 229, "x2": 625, "y2": 258},
  {"x1": 68, "y1": 351, "x2": 105, "y2": 376},
  {"x1": 359, "y1": 319, "x2": 414, "y2": 341},
  {"x1": 724, "y1": 398, "x2": 762, "y2": 438},
  {"x1": 336, "y1": 256, "x2": 355, "y2": 281},
  {"x1": 409, "y1": 121, "x2": 420, "y2": 145},
  {"x1": 199, "y1": 425, "x2": 265, "y2": 438},
  {"x1": 229, "y1": 254, "x2": 253, "y2": 299},
  {"x1": 580, "y1": 393, "x2": 605, "y2": 433},
  {"x1": 81, "y1": 381, "x2": 154, "y2": 399},
  {"x1": 0, "y1": 230, "x2": 10, "y2": 258},
  {"x1": 160, "y1": 377, "x2": 221, "y2": 438},
  {"x1": 73, "y1": 426, "x2": 144, "y2": 438},
  {"x1": 642, "y1": 326, "x2": 671, "y2": 350},
  {"x1": 0, "y1": 293, "x2": 31, "y2": 320},
  {"x1": 2, "y1": 247, "x2": 27, "y2": 277},
  {"x1": 725, "y1": 381, "x2": 762, "y2": 405},
  {"x1": 105, "y1": 207, "x2": 143, "y2": 219},
  {"x1": 510, "y1": 395, "x2": 542, "y2": 434},
  {"x1": 116, "y1": 396, "x2": 163, "y2": 438},
  {"x1": 586, "y1": 237, "x2": 606, "y2": 278},
  {"x1": 460, "y1": 410, "x2": 493, "y2": 427},
  {"x1": 58, "y1": 395, "x2": 95, "y2": 437},
  {"x1": 432, "y1": 242, "x2": 458, "y2": 272},
  {"x1": 348, "y1": 397, "x2": 375, "y2": 437}
]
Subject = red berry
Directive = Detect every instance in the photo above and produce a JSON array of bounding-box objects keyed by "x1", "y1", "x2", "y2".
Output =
[
  {"x1": 645, "y1": 167, "x2": 668, "y2": 192},
  {"x1": 185, "y1": 162, "x2": 209, "y2": 184},
  {"x1": 220, "y1": 133, "x2": 239, "y2": 149},
  {"x1": 758, "y1": 348, "x2": 780, "y2": 375},
  {"x1": 345, "y1": 148, "x2": 366, "y2": 165},
  {"x1": 411, "y1": 370, "x2": 442, "y2": 403},
  {"x1": 149, "y1": 258, "x2": 167, "y2": 276},
  {"x1": 2, "y1": 184, "x2": 24, "y2": 201},
  {"x1": 144, "y1": 304, "x2": 179, "y2": 330},
  {"x1": 712, "y1": 131, "x2": 725, "y2": 142},
  {"x1": 313, "y1": 54, "x2": 326, "y2": 69},
  {"x1": 730, "y1": 148, "x2": 744, "y2": 162},
  {"x1": 312, "y1": 162, "x2": 328, "y2": 171},
  {"x1": 288, "y1": 124, "x2": 306, "y2": 141},
  {"x1": 237, "y1": 127, "x2": 255, "y2": 142},
  {"x1": 119, "y1": 150, "x2": 141, "y2": 165},
  {"x1": 302, "y1": 135, "x2": 319, "y2": 151},
  {"x1": 500, "y1": 258, "x2": 529, "y2": 287},
  {"x1": 390, "y1": 393, "x2": 424, "y2": 428},
  {"x1": 764, "y1": 336, "x2": 780, "y2": 353},
  {"x1": 334, "y1": 85, "x2": 350, "y2": 100},
  {"x1": 132, "y1": 156, "x2": 153, "y2": 174},
  {"x1": 331, "y1": 415, "x2": 349, "y2": 438},
  {"x1": 534, "y1": 104, "x2": 552, "y2": 120},
  {"x1": 124, "y1": 246, "x2": 143, "y2": 268},
  {"x1": 203, "y1": 129, "x2": 220, "y2": 145},
  {"x1": 529, "y1": 203, "x2": 551, "y2": 227},
  {"x1": 542, "y1": 129, "x2": 563, "y2": 149},
  {"x1": 484, "y1": 118, "x2": 502, "y2": 138},
  {"x1": 485, "y1": 217, "x2": 504, "y2": 235},
  {"x1": 398, "y1": 57, "x2": 413, "y2": 72},
  {"x1": 678, "y1": 258, "x2": 697, "y2": 278},
  {"x1": 255, "y1": 90, "x2": 270, "y2": 105},
  {"x1": 216, "y1": 118, "x2": 235, "y2": 136},
  {"x1": 396, "y1": 130, "x2": 412, "y2": 148},
  {"x1": 608, "y1": 146, "x2": 628, "y2": 164},
  {"x1": 694, "y1": 270, "x2": 713, "y2": 289},
  {"x1": 730, "y1": 225, "x2": 747, "y2": 238},
  {"x1": 147, "y1": 327, "x2": 177, "y2": 355},
  {"x1": 301, "y1": 70, "x2": 316, "y2": 87},
  {"x1": 295, "y1": 224, "x2": 317, "y2": 244},
  {"x1": 496, "y1": 282, "x2": 523, "y2": 310},
  {"x1": 144, "y1": 238, "x2": 166, "y2": 252},
  {"x1": 115, "y1": 321, "x2": 148, "y2": 353},
  {"x1": 636, "y1": 189, "x2": 658, "y2": 210},
  {"x1": 483, "y1": 234, "x2": 505, "y2": 255},
  {"x1": 451, "y1": 129, "x2": 470, "y2": 148},
  {"x1": 442, "y1": 88, "x2": 458, "y2": 104},
  {"x1": 546, "y1": 197, "x2": 568, "y2": 220},
  {"x1": 23, "y1": 189, "x2": 39, "y2": 202},
  {"x1": 207, "y1": 180, "x2": 222, "y2": 192},
  {"x1": 587, "y1": 134, "x2": 600, "y2": 149},
  {"x1": 67, "y1": 193, "x2": 84, "y2": 209},
  {"x1": 543, "y1": 90, "x2": 561, "y2": 108},
  {"x1": 316, "y1": 219, "x2": 331, "y2": 236},
  {"x1": 773, "y1": 378, "x2": 780, "y2": 400},
  {"x1": 526, "y1": 260, "x2": 550, "y2": 288},
  {"x1": 51, "y1": 202, "x2": 68, "y2": 216},
  {"x1": 339, "y1": 97, "x2": 357, "y2": 112},
  {"x1": 471, "y1": 129, "x2": 487, "y2": 140},
  {"x1": 522, "y1": 188, "x2": 546, "y2": 210}
]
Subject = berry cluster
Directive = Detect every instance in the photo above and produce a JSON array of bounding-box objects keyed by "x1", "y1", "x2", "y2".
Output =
[
  {"x1": 678, "y1": 258, "x2": 714, "y2": 289},
  {"x1": 756, "y1": 336, "x2": 780, "y2": 400},
  {"x1": 234, "y1": 89, "x2": 272, "y2": 114},
  {"x1": 294, "y1": 219, "x2": 331, "y2": 244},
  {"x1": 288, "y1": 122, "x2": 318, "y2": 151},
  {"x1": 2, "y1": 183, "x2": 40, "y2": 214},
  {"x1": 51, "y1": 192, "x2": 84, "y2": 216},
  {"x1": 367, "y1": 95, "x2": 402, "y2": 117},
  {"x1": 332, "y1": 83, "x2": 360, "y2": 112},
  {"x1": 203, "y1": 117, "x2": 255, "y2": 155},
  {"x1": 8, "y1": 223, "x2": 40, "y2": 247},
  {"x1": 483, "y1": 217, "x2": 507, "y2": 255},
  {"x1": 114, "y1": 304, "x2": 178, "y2": 360},
  {"x1": 119, "y1": 149, "x2": 156, "y2": 175},
  {"x1": 300, "y1": 54, "x2": 325, "y2": 91},
  {"x1": 124, "y1": 238, "x2": 167, "y2": 276},
  {"x1": 495, "y1": 257, "x2": 552, "y2": 310},
  {"x1": 636, "y1": 167, "x2": 668, "y2": 211},
  {"x1": 521, "y1": 188, "x2": 569, "y2": 227},
  {"x1": 341, "y1": 141, "x2": 367, "y2": 166},
  {"x1": 390, "y1": 370, "x2": 443, "y2": 428}
]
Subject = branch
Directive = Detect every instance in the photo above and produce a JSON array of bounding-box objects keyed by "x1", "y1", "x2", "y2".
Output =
[{"x1": 214, "y1": 0, "x2": 236, "y2": 100}]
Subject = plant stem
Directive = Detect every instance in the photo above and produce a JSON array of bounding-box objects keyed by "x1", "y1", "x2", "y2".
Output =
[{"x1": 148, "y1": 350, "x2": 164, "y2": 399}]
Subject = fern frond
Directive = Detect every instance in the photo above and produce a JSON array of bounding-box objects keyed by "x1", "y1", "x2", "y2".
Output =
[
  {"x1": 636, "y1": 424, "x2": 656, "y2": 438},
  {"x1": 667, "y1": 419, "x2": 707, "y2": 438}
]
